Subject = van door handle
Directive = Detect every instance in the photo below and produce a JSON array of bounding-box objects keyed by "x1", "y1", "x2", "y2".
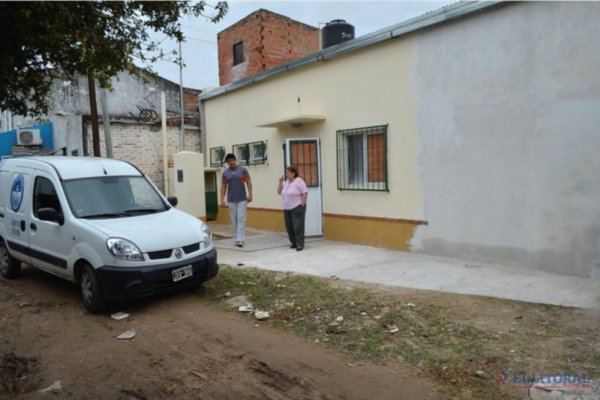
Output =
[
  {"x1": 30, "y1": 223, "x2": 37, "y2": 231},
  {"x1": 20, "y1": 220, "x2": 26, "y2": 232}
]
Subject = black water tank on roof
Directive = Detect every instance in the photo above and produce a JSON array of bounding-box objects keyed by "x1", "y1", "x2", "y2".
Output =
[{"x1": 322, "y1": 19, "x2": 355, "y2": 49}]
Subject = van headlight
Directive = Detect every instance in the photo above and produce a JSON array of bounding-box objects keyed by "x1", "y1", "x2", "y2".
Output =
[
  {"x1": 107, "y1": 238, "x2": 144, "y2": 261},
  {"x1": 201, "y1": 223, "x2": 213, "y2": 247}
]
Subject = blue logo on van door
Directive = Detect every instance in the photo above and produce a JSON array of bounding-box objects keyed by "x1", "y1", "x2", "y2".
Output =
[{"x1": 10, "y1": 175, "x2": 25, "y2": 212}]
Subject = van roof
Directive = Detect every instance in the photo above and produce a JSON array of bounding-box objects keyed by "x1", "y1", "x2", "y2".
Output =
[{"x1": 2, "y1": 156, "x2": 142, "y2": 180}]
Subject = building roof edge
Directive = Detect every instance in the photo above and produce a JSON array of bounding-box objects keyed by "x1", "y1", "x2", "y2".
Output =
[{"x1": 201, "y1": 1, "x2": 505, "y2": 101}]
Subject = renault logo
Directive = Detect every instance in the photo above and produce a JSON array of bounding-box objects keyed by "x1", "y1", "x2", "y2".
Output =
[{"x1": 174, "y1": 249, "x2": 183, "y2": 259}]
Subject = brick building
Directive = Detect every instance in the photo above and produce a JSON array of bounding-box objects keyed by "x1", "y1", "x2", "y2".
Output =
[
  {"x1": 217, "y1": 9, "x2": 320, "y2": 85},
  {"x1": 86, "y1": 122, "x2": 200, "y2": 193}
]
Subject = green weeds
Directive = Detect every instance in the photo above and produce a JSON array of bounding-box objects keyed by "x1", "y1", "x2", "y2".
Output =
[{"x1": 198, "y1": 266, "x2": 600, "y2": 400}]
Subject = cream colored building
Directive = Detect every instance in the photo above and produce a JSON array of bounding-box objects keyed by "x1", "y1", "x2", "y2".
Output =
[
  {"x1": 201, "y1": 25, "x2": 424, "y2": 249},
  {"x1": 200, "y1": 2, "x2": 600, "y2": 279}
]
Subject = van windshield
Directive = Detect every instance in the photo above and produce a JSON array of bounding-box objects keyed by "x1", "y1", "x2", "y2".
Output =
[{"x1": 63, "y1": 176, "x2": 169, "y2": 219}]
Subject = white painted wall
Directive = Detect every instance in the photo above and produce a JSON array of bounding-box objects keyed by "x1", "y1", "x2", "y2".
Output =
[
  {"x1": 51, "y1": 70, "x2": 186, "y2": 118},
  {"x1": 174, "y1": 152, "x2": 206, "y2": 219},
  {"x1": 12, "y1": 70, "x2": 187, "y2": 126},
  {"x1": 203, "y1": 41, "x2": 423, "y2": 220},
  {"x1": 412, "y1": 2, "x2": 600, "y2": 278}
]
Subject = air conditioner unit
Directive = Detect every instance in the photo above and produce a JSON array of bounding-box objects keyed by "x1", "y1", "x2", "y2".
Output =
[{"x1": 16, "y1": 129, "x2": 42, "y2": 146}]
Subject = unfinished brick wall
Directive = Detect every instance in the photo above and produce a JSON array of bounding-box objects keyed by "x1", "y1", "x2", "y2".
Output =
[
  {"x1": 183, "y1": 88, "x2": 200, "y2": 113},
  {"x1": 218, "y1": 9, "x2": 320, "y2": 85},
  {"x1": 86, "y1": 122, "x2": 201, "y2": 193}
]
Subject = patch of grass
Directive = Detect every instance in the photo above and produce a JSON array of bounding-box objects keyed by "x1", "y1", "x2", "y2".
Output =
[{"x1": 198, "y1": 265, "x2": 600, "y2": 400}]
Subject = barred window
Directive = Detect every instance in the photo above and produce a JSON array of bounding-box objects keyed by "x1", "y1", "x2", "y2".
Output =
[
  {"x1": 337, "y1": 125, "x2": 388, "y2": 191},
  {"x1": 210, "y1": 146, "x2": 225, "y2": 167},
  {"x1": 232, "y1": 143, "x2": 249, "y2": 165},
  {"x1": 249, "y1": 141, "x2": 267, "y2": 165},
  {"x1": 289, "y1": 140, "x2": 319, "y2": 187},
  {"x1": 232, "y1": 141, "x2": 267, "y2": 166}
]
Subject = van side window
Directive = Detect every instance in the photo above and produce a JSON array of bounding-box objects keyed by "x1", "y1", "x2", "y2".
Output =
[{"x1": 33, "y1": 177, "x2": 63, "y2": 218}]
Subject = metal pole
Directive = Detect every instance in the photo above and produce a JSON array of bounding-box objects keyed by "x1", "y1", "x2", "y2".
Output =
[
  {"x1": 199, "y1": 96, "x2": 208, "y2": 168},
  {"x1": 161, "y1": 91, "x2": 169, "y2": 196},
  {"x1": 178, "y1": 38, "x2": 185, "y2": 151}
]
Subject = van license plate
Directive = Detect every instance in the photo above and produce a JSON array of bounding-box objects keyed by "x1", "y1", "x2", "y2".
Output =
[{"x1": 172, "y1": 265, "x2": 193, "y2": 282}]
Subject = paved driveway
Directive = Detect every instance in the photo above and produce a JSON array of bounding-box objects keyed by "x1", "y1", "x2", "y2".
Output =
[{"x1": 210, "y1": 223, "x2": 600, "y2": 310}]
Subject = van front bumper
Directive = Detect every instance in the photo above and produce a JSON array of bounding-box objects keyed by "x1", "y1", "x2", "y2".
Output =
[{"x1": 96, "y1": 248, "x2": 218, "y2": 301}]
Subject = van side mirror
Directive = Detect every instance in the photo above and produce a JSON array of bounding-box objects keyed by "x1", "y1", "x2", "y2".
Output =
[
  {"x1": 37, "y1": 207, "x2": 65, "y2": 225},
  {"x1": 167, "y1": 197, "x2": 178, "y2": 207}
]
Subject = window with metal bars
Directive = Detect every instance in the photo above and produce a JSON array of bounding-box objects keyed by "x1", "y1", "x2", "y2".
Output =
[
  {"x1": 288, "y1": 140, "x2": 319, "y2": 187},
  {"x1": 210, "y1": 146, "x2": 225, "y2": 167},
  {"x1": 336, "y1": 124, "x2": 388, "y2": 191},
  {"x1": 232, "y1": 141, "x2": 267, "y2": 166}
]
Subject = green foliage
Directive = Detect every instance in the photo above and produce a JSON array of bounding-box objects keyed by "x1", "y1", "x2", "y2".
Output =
[
  {"x1": 0, "y1": 1, "x2": 228, "y2": 116},
  {"x1": 199, "y1": 266, "x2": 600, "y2": 400}
]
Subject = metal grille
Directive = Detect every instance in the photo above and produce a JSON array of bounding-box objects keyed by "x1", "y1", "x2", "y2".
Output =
[
  {"x1": 232, "y1": 141, "x2": 267, "y2": 166},
  {"x1": 182, "y1": 242, "x2": 200, "y2": 254},
  {"x1": 147, "y1": 249, "x2": 173, "y2": 260},
  {"x1": 232, "y1": 143, "x2": 249, "y2": 165},
  {"x1": 290, "y1": 141, "x2": 319, "y2": 187},
  {"x1": 147, "y1": 242, "x2": 200, "y2": 260},
  {"x1": 210, "y1": 146, "x2": 225, "y2": 167},
  {"x1": 249, "y1": 141, "x2": 267, "y2": 165},
  {"x1": 336, "y1": 124, "x2": 388, "y2": 191}
]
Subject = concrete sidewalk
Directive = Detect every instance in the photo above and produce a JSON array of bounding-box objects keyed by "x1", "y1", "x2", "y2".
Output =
[{"x1": 209, "y1": 223, "x2": 600, "y2": 310}]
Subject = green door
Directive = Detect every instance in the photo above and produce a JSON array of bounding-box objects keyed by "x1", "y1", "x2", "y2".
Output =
[{"x1": 204, "y1": 171, "x2": 218, "y2": 221}]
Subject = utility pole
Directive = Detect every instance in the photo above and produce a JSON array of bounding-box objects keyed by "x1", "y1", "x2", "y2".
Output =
[
  {"x1": 87, "y1": 72, "x2": 101, "y2": 157},
  {"x1": 178, "y1": 36, "x2": 185, "y2": 151}
]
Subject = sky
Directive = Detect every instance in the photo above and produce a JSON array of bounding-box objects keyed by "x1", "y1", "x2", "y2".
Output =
[{"x1": 148, "y1": 1, "x2": 455, "y2": 90}]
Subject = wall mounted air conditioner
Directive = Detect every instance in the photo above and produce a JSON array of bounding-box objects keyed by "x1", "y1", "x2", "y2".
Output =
[{"x1": 16, "y1": 129, "x2": 42, "y2": 146}]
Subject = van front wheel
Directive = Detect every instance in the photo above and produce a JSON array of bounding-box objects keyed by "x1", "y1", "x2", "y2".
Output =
[
  {"x1": 0, "y1": 240, "x2": 21, "y2": 278},
  {"x1": 80, "y1": 264, "x2": 106, "y2": 313}
]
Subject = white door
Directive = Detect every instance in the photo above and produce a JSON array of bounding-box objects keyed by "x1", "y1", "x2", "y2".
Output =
[
  {"x1": 285, "y1": 138, "x2": 323, "y2": 236},
  {"x1": 28, "y1": 171, "x2": 71, "y2": 278}
]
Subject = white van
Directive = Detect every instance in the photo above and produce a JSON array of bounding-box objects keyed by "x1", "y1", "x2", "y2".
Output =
[{"x1": 0, "y1": 156, "x2": 217, "y2": 313}]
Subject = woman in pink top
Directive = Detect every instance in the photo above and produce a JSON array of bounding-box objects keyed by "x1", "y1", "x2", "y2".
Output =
[{"x1": 277, "y1": 166, "x2": 308, "y2": 251}]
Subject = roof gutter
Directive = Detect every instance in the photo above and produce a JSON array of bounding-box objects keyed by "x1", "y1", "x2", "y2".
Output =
[{"x1": 200, "y1": 1, "x2": 504, "y2": 101}]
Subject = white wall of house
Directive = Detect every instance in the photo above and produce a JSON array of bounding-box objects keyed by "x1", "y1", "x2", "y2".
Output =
[
  {"x1": 203, "y1": 2, "x2": 600, "y2": 279},
  {"x1": 411, "y1": 2, "x2": 600, "y2": 278},
  {"x1": 203, "y1": 39, "x2": 424, "y2": 221}
]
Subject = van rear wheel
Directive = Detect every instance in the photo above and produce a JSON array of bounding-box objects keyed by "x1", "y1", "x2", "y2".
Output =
[
  {"x1": 80, "y1": 264, "x2": 106, "y2": 313},
  {"x1": 0, "y1": 239, "x2": 21, "y2": 278}
]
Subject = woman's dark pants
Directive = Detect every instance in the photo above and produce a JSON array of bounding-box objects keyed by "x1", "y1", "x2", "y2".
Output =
[{"x1": 284, "y1": 205, "x2": 306, "y2": 249}]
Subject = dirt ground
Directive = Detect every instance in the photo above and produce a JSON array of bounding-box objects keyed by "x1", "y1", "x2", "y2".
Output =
[{"x1": 0, "y1": 265, "x2": 445, "y2": 400}]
